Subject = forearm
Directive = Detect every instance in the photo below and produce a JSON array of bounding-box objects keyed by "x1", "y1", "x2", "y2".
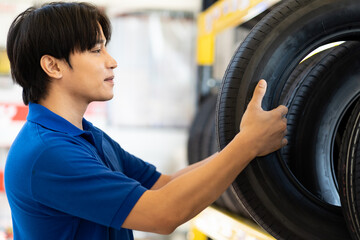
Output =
[
  {"x1": 123, "y1": 132, "x2": 255, "y2": 233},
  {"x1": 170, "y1": 152, "x2": 218, "y2": 180},
  {"x1": 150, "y1": 153, "x2": 218, "y2": 190},
  {"x1": 160, "y1": 132, "x2": 255, "y2": 223}
]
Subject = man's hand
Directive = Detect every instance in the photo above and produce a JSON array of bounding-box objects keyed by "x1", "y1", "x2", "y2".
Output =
[{"x1": 239, "y1": 79, "x2": 288, "y2": 157}]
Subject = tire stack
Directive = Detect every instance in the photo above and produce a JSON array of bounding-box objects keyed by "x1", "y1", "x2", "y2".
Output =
[
  {"x1": 187, "y1": 93, "x2": 250, "y2": 218},
  {"x1": 188, "y1": 0, "x2": 360, "y2": 239}
]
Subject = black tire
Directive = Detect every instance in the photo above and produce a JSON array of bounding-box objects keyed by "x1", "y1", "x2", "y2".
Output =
[
  {"x1": 200, "y1": 99, "x2": 217, "y2": 162},
  {"x1": 278, "y1": 48, "x2": 330, "y2": 109},
  {"x1": 279, "y1": 49, "x2": 329, "y2": 166},
  {"x1": 188, "y1": 94, "x2": 217, "y2": 165},
  {"x1": 187, "y1": 94, "x2": 228, "y2": 209},
  {"x1": 281, "y1": 42, "x2": 360, "y2": 207},
  {"x1": 187, "y1": 94, "x2": 251, "y2": 216},
  {"x1": 219, "y1": 186, "x2": 251, "y2": 218},
  {"x1": 202, "y1": 102, "x2": 252, "y2": 217},
  {"x1": 338, "y1": 98, "x2": 360, "y2": 240},
  {"x1": 216, "y1": 0, "x2": 360, "y2": 239}
]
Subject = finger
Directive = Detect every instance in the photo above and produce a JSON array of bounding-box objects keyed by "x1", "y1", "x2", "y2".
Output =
[
  {"x1": 274, "y1": 105, "x2": 288, "y2": 117},
  {"x1": 250, "y1": 79, "x2": 267, "y2": 107},
  {"x1": 282, "y1": 138, "x2": 288, "y2": 147}
]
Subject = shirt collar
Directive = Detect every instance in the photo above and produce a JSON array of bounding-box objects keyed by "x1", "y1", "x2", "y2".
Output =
[{"x1": 27, "y1": 103, "x2": 93, "y2": 136}]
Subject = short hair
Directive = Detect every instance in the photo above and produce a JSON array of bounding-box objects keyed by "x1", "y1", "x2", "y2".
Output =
[{"x1": 6, "y1": 2, "x2": 112, "y2": 105}]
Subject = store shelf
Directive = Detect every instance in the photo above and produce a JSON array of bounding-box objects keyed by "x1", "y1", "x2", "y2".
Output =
[{"x1": 189, "y1": 207, "x2": 275, "y2": 240}]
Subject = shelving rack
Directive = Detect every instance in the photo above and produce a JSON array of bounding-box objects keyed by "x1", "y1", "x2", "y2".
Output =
[
  {"x1": 189, "y1": 207, "x2": 275, "y2": 240},
  {"x1": 196, "y1": 0, "x2": 281, "y2": 101},
  {"x1": 197, "y1": 0, "x2": 281, "y2": 66}
]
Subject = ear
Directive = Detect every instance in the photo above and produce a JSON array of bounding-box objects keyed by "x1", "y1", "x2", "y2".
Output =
[{"x1": 40, "y1": 55, "x2": 63, "y2": 79}]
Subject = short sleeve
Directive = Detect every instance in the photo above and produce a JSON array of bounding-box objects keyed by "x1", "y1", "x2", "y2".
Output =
[
  {"x1": 31, "y1": 141, "x2": 146, "y2": 230},
  {"x1": 103, "y1": 133, "x2": 161, "y2": 189},
  {"x1": 118, "y1": 148, "x2": 161, "y2": 189}
]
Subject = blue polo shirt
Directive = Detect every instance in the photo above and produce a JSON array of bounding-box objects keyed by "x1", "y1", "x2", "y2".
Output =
[{"x1": 5, "y1": 103, "x2": 161, "y2": 240}]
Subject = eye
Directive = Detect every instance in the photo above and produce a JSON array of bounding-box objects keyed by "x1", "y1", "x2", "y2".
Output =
[{"x1": 91, "y1": 49, "x2": 101, "y2": 53}]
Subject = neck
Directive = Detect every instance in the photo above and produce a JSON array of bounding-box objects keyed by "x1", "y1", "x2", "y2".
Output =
[{"x1": 38, "y1": 95, "x2": 88, "y2": 130}]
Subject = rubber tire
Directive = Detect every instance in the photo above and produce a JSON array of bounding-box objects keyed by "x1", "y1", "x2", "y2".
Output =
[
  {"x1": 338, "y1": 98, "x2": 360, "y2": 240},
  {"x1": 280, "y1": 42, "x2": 360, "y2": 207},
  {"x1": 280, "y1": 49, "x2": 329, "y2": 166},
  {"x1": 216, "y1": 0, "x2": 360, "y2": 239},
  {"x1": 187, "y1": 94, "x2": 250, "y2": 217},
  {"x1": 188, "y1": 94, "x2": 217, "y2": 165},
  {"x1": 188, "y1": 94, "x2": 228, "y2": 209},
  {"x1": 201, "y1": 100, "x2": 252, "y2": 218},
  {"x1": 196, "y1": 96, "x2": 230, "y2": 210}
]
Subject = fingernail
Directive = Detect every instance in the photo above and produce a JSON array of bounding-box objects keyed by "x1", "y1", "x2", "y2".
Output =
[{"x1": 258, "y1": 80, "x2": 266, "y2": 88}]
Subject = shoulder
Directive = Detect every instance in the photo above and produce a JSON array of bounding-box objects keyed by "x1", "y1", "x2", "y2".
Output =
[
  {"x1": 15, "y1": 120, "x2": 81, "y2": 147},
  {"x1": 94, "y1": 125, "x2": 119, "y2": 145},
  {"x1": 10, "y1": 121, "x2": 93, "y2": 167},
  {"x1": 91, "y1": 125, "x2": 124, "y2": 154}
]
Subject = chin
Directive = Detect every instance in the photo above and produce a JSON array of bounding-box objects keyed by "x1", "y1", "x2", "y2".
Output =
[
  {"x1": 92, "y1": 94, "x2": 114, "y2": 102},
  {"x1": 103, "y1": 94, "x2": 114, "y2": 101}
]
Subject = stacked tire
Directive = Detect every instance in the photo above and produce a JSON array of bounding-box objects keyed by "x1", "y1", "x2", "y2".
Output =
[
  {"x1": 188, "y1": 0, "x2": 360, "y2": 239},
  {"x1": 338, "y1": 99, "x2": 360, "y2": 240},
  {"x1": 187, "y1": 94, "x2": 250, "y2": 218}
]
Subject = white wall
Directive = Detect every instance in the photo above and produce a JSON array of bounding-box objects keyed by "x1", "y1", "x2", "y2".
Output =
[{"x1": 0, "y1": 3, "x2": 32, "y2": 48}]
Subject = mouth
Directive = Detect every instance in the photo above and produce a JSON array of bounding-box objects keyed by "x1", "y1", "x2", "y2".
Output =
[{"x1": 104, "y1": 76, "x2": 114, "y2": 83}]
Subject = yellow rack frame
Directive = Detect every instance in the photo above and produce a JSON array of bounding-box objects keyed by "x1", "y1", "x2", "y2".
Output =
[
  {"x1": 197, "y1": 0, "x2": 281, "y2": 66},
  {"x1": 189, "y1": 207, "x2": 275, "y2": 240}
]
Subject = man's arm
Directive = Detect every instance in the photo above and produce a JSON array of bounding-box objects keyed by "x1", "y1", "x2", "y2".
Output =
[
  {"x1": 150, "y1": 153, "x2": 218, "y2": 190},
  {"x1": 123, "y1": 80, "x2": 288, "y2": 234}
]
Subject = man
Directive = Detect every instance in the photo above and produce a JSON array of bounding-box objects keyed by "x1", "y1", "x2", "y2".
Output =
[{"x1": 5, "y1": 2, "x2": 288, "y2": 240}]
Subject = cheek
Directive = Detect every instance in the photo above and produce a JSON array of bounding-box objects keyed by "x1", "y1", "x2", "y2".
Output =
[
  {"x1": 87, "y1": 65, "x2": 103, "y2": 79},
  {"x1": 68, "y1": 60, "x2": 104, "y2": 86}
]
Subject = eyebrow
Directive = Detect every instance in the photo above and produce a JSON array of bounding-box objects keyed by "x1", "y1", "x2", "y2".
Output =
[{"x1": 95, "y1": 39, "x2": 107, "y2": 46}]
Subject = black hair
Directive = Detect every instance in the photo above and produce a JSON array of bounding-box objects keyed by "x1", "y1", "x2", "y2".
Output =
[{"x1": 6, "y1": 2, "x2": 112, "y2": 105}]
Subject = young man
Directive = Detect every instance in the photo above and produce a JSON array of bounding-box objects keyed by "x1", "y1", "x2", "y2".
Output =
[{"x1": 5, "y1": 2, "x2": 288, "y2": 240}]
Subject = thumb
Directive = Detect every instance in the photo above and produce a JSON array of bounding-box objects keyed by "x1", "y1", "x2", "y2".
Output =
[{"x1": 250, "y1": 79, "x2": 267, "y2": 107}]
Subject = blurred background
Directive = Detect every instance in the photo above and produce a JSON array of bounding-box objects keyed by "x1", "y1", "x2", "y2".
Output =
[{"x1": 0, "y1": 0, "x2": 248, "y2": 239}]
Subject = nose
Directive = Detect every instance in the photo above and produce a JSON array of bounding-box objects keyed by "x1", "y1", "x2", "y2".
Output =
[{"x1": 106, "y1": 51, "x2": 117, "y2": 69}]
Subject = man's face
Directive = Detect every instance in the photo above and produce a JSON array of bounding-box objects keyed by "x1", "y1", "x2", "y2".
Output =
[{"x1": 59, "y1": 26, "x2": 117, "y2": 104}]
